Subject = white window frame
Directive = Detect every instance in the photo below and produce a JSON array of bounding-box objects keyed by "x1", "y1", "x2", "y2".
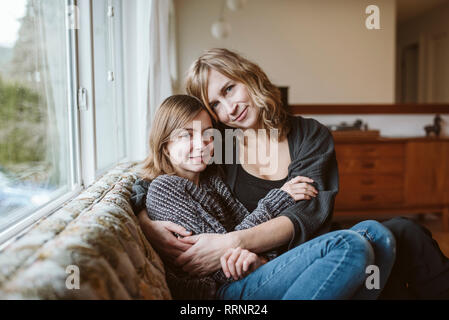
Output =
[
  {"x1": 77, "y1": 0, "x2": 97, "y2": 186},
  {"x1": 78, "y1": 0, "x2": 129, "y2": 184}
]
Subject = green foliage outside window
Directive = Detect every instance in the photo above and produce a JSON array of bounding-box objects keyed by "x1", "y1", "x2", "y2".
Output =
[{"x1": 0, "y1": 75, "x2": 47, "y2": 172}]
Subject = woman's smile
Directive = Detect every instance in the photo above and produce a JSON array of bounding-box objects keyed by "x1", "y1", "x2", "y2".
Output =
[
  {"x1": 189, "y1": 155, "x2": 204, "y2": 163},
  {"x1": 233, "y1": 106, "x2": 248, "y2": 122}
]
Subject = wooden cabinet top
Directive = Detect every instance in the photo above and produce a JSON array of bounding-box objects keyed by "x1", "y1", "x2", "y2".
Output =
[{"x1": 332, "y1": 135, "x2": 449, "y2": 144}]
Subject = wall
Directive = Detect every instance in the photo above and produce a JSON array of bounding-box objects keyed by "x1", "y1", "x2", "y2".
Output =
[
  {"x1": 174, "y1": 0, "x2": 448, "y2": 137},
  {"x1": 175, "y1": 0, "x2": 396, "y2": 104}
]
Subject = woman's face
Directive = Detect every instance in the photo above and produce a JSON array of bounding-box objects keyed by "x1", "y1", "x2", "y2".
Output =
[
  {"x1": 166, "y1": 110, "x2": 214, "y2": 176},
  {"x1": 206, "y1": 69, "x2": 260, "y2": 129}
]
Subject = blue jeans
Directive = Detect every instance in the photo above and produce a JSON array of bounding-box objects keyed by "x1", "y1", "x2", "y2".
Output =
[{"x1": 216, "y1": 220, "x2": 396, "y2": 300}]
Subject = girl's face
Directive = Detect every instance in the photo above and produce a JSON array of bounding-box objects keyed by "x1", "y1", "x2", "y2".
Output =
[
  {"x1": 166, "y1": 110, "x2": 214, "y2": 177},
  {"x1": 207, "y1": 69, "x2": 260, "y2": 129}
]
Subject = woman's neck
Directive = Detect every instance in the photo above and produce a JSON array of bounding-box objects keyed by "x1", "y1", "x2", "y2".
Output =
[
  {"x1": 247, "y1": 116, "x2": 264, "y2": 132},
  {"x1": 241, "y1": 118, "x2": 264, "y2": 146},
  {"x1": 240, "y1": 126, "x2": 283, "y2": 148}
]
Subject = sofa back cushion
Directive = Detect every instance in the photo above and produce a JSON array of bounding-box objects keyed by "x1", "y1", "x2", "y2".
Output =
[{"x1": 0, "y1": 163, "x2": 171, "y2": 299}]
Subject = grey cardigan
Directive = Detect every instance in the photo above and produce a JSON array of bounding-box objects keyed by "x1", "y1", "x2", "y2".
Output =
[{"x1": 146, "y1": 173, "x2": 295, "y2": 299}]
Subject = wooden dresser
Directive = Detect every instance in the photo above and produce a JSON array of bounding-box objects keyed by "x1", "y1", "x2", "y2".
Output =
[{"x1": 333, "y1": 135, "x2": 449, "y2": 231}]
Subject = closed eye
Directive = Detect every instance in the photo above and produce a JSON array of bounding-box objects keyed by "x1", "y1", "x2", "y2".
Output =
[{"x1": 172, "y1": 129, "x2": 192, "y2": 139}]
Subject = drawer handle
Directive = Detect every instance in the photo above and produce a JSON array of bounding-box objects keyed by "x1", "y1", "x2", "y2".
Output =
[
  {"x1": 361, "y1": 162, "x2": 375, "y2": 169},
  {"x1": 361, "y1": 179, "x2": 374, "y2": 185},
  {"x1": 361, "y1": 194, "x2": 375, "y2": 201}
]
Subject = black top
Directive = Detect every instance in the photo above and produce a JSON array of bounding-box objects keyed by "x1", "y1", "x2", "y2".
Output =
[{"x1": 234, "y1": 164, "x2": 288, "y2": 212}]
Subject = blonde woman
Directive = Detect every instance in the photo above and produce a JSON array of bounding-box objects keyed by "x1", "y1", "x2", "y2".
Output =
[{"x1": 139, "y1": 94, "x2": 394, "y2": 300}]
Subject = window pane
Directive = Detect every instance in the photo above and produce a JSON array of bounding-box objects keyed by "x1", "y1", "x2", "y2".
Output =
[
  {"x1": 0, "y1": 0, "x2": 74, "y2": 231},
  {"x1": 93, "y1": 0, "x2": 126, "y2": 172}
]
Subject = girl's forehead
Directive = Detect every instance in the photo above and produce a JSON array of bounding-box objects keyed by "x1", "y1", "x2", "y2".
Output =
[{"x1": 184, "y1": 110, "x2": 212, "y2": 129}]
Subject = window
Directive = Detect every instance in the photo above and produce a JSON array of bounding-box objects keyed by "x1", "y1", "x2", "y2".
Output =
[
  {"x1": 0, "y1": 0, "x2": 80, "y2": 235},
  {"x1": 92, "y1": 0, "x2": 127, "y2": 174},
  {"x1": 0, "y1": 0, "x2": 129, "y2": 244}
]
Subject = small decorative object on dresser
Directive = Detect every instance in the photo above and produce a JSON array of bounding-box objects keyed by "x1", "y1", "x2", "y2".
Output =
[
  {"x1": 424, "y1": 114, "x2": 443, "y2": 137},
  {"x1": 328, "y1": 119, "x2": 380, "y2": 139},
  {"x1": 328, "y1": 119, "x2": 367, "y2": 131},
  {"x1": 332, "y1": 134, "x2": 449, "y2": 231}
]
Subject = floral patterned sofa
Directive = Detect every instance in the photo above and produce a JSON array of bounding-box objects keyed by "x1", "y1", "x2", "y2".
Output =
[{"x1": 0, "y1": 163, "x2": 172, "y2": 299}]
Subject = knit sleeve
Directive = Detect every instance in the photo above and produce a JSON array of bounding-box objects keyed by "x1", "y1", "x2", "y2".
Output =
[
  {"x1": 211, "y1": 176, "x2": 295, "y2": 231},
  {"x1": 130, "y1": 178, "x2": 150, "y2": 215},
  {"x1": 234, "y1": 188, "x2": 296, "y2": 230}
]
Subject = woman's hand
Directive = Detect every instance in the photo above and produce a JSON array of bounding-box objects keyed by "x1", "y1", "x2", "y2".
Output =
[
  {"x1": 137, "y1": 209, "x2": 193, "y2": 266},
  {"x1": 281, "y1": 175, "x2": 318, "y2": 201},
  {"x1": 220, "y1": 247, "x2": 266, "y2": 280},
  {"x1": 175, "y1": 233, "x2": 241, "y2": 277}
]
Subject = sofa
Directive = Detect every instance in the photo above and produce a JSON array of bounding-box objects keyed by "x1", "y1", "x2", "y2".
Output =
[{"x1": 0, "y1": 163, "x2": 172, "y2": 299}]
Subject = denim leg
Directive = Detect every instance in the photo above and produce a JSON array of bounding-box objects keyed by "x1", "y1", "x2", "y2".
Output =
[
  {"x1": 216, "y1": 229, "x2": 374, "y2": 300},
  {"x1": 349, "y1": 220, "x2": 397, "y2": 300}
]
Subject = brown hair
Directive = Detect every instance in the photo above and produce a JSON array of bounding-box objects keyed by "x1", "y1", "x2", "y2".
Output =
[
  {"x1": 141, "y1": 94, "x2": 215, "y2": 181},
  {"x1": 185, "y1": 48, "x2": 292, "y2": 139}
]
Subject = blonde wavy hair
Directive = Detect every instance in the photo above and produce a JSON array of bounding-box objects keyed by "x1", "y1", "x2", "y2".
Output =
[
  {"x1": 141, "y1": 94, "x2": 216, "y2": 181},
  {"x1": 185, "y1": 48, "x2": 292, "y2": 139}
]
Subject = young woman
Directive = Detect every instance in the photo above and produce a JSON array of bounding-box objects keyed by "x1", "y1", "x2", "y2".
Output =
[
  {"x1": 139, "y1": 94, "x2": 395, "y2": 300},
  {"x1": 132, "y1": 48, "x2": 449, "y2": 299}
]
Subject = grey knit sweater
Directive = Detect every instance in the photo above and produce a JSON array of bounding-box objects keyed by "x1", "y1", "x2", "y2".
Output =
[{"x1": 145, "y1": 173, "x2": 296, "y2": 300}]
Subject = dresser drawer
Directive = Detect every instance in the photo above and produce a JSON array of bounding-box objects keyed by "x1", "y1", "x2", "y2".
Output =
[
  {"x1": 335, "y1": 189, "x2": 404, "y2": 209},
  {"x1": 338, "y1": 158, "x2": 405, "y2": 174},
  {"x1": 335, "y1": 144, "x2": 405, "y2": 158},
  {"x1": 339, "y1": 174, "x2": 404, "y2": 190}
]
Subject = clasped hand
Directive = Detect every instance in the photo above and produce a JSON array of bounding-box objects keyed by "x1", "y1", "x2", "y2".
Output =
[
  {"x1": 176, "y1": 234, "x2": 266, "y2": 279},
  {"x1": 220, "y1": 247, "x2": 267, "y2": 280}
]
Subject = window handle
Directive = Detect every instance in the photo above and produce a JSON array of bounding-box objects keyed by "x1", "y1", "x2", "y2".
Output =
[
  {"x1": 108, "y1": 6, "x2": 115, "y2": 17},
  {"x1": 108, "y1": 71, "x2": 115, "y2": 82},
  {"x1": 78, "y1": 87, "x2": 88, "y2": 111}
]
